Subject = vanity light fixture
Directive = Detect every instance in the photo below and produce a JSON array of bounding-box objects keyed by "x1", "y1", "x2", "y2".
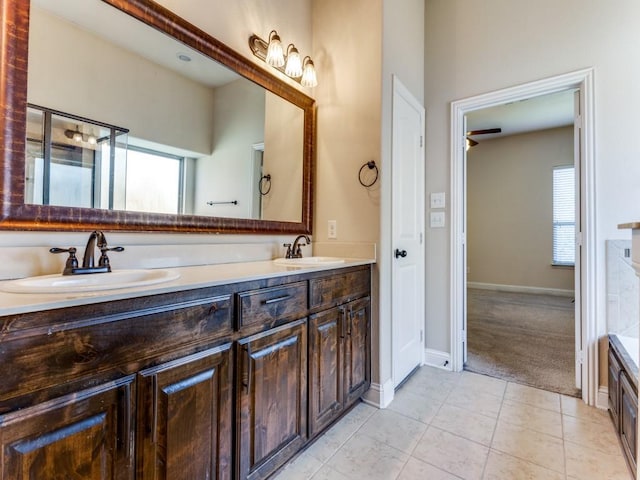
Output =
[{"x1": 249, "y1": 30, "x2": 318, "y2": 87}]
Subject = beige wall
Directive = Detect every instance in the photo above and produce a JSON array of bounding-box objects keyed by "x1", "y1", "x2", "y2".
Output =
[
  {"x1": 424, "y1": 0, "x2": 640, "y2": 393},
  {"x1": 467, "y1": 127, "x2": 575, "y2": 292}
]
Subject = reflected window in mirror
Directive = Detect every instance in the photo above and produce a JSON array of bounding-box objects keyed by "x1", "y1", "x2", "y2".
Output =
[{"x1": 26, "y1": 105, "x2": 128, "y2": 210}]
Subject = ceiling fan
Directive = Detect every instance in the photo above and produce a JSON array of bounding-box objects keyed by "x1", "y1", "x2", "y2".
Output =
[{"x1": 466, "y1": 128, "x2": 502, "y2": 147}]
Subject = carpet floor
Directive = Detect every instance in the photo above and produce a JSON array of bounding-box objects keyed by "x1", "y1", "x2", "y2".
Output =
[{"x1": 465, "y1": 288, "x2": 581, "y2": 397}]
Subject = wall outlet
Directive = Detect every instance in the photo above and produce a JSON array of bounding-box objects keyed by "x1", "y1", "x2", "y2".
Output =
[{"x1": 328, "y1": 220, "x2": 337, "y2": 239}]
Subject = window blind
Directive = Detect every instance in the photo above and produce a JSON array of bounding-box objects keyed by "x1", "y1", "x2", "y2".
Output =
[{"x1": 552, "y1": 166, "x2": 575, "y2": 265}]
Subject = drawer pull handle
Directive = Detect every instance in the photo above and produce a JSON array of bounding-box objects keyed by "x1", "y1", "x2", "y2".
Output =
[{"x1": 263, "y1": 295, "x2": 291, "y2": 305}]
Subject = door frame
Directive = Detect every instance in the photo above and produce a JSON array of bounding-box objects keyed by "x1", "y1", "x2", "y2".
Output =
[
  {"x1": 450, "y1": 68, "x2": 597, "y2": 405},
  {"x1": 391, "y1": 75, "x2": 426, "y2": 388}
]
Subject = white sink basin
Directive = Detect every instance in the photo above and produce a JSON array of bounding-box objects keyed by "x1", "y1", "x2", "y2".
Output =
[
  {"x1": 273, "y1": 257, "x2": 345, "y2": 267},
  {"x1": 0, "y1": 269, "x2": 180, "y2": 294}
]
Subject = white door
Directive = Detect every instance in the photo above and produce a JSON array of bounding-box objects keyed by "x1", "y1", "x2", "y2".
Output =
[{"x1": 392, "y1": 76, "x2": 425, "y2": 387}]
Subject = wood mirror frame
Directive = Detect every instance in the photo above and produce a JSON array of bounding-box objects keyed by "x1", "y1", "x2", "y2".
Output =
[{"x1": 0, "y1": 0, "x2": 315, "y2": 234}]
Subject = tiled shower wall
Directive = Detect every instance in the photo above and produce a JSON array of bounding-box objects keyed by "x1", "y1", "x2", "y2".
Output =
[{"x1": 606, "y1": 239, "x2": 639, "y2": 338}]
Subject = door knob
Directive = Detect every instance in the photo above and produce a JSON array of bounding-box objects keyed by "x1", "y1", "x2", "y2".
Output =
[{"x1": 395, "y1": 249, "x2": 407, "y2": 259}]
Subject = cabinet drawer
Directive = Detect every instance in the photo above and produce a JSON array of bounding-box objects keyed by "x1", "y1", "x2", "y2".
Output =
[
  {"x1": 310, "y1": 269, "x2": 370, "y2": 310},
  {"x1": 0, "y1": 295, "x2": 233, "y2": 409},
  {"x1": 238, "y1": 282, "x2": 308, "y2": 331}
]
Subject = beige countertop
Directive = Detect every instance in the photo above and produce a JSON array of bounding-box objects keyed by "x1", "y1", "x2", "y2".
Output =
[
  {"x1": 0, "y1": 258, "x2": 374, "y2": 317},
  {"x1": 618, "y1": 222, "x2": 640, "y2": 229}
]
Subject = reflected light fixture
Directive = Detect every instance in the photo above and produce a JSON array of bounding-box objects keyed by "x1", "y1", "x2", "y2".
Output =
[{"x1": 249, "y1": 30, "x2": 317, "y2": 87}]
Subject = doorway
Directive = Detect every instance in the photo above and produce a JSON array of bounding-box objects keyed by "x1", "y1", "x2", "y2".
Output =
[
  {"x1": 450, "y1": 69, "x2": 598, "y2": 405},
  {"x1": 464, "y1": 101, "x2": 578, "y2": 395}
]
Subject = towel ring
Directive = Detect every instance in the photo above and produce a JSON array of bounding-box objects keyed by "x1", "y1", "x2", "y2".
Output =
[
  {"x1": 259, "y1": 174, "x2": 272, "y2": 195},
  {"x1": 358, "y1": 161, "x2": 378, "y2": 188}
]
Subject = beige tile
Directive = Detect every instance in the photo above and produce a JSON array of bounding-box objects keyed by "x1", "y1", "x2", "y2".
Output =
[
  {"x1": 446, "y1": 384, "x2": 504, "y2": 418},
  {"x1": 388, "y1": 387, "x2": 444, "y2": 424},
  {"x1": 310, "y1": 465, "x2": 351, "y2": 480},
  {"x1": 458, "y1": 372, "x2": 507, "y2": 398},
  {"x1": 358, "y1": 408, "x2": 427, "y2": 453},
  {"x1": 561, "y1": 394, "x2": 612, "y2": 426},
  {"x1": 491, "y1": 421, "x2": 565, "y2": 474},
  {"x1": 412, "y1": 426, "x2": 489, "y2": 480},
  {"x1": 504, "y1": 382, "x2": 561, "y2": 412},
  {"x1": 483, "y1": 450, "x2": 565, "y2": 480},
  {"x1": 327, "y1": 432, "x2": 409, "y2": 480},
  {"x1": 398, "y1": 456, "x2": 462, "y2": 480},
  {"x1": 565, "y1": 440, "x2": 633, "y2": 480},
  {"x1": 562, "y1": 414, "x2": 623, "y2": 456},
  {"x1": 431, "y1": 404, "x2": 497, "y2": 446},
  {"x1": 498, "y1": 399, "x2": 563, "y2": 437},
  {"x1": 305, "y1": 402, "x2": 376, "y2": 462},
  {"x1": 402, "y1": 368, "x2": 460, "y2": 402},
  {"x1": 271, "y1": 450, "x2": 323, "y2": 480}
]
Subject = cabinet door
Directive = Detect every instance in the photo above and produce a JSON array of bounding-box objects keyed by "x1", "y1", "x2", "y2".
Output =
[
  {"x1": 237, "y1": 319, "x2": 307, "y2": 480},
  {"x1": 620, "y1": 373, "x2": 637, "y2": 474},
  {"x1": 309, "y1": 307, "x2": 344, "y2": 437},
  {"x1": 608, "y1": 347, "x2": 621, "y2": 429},
  {"x1": 344, "y1": 297, "x2": 371, "y2": 406},
  {"x1": 0, "y1": 376, "x2": 135, "y2": 480},
  {"x1": 137, "y1": 343, "x2": 233, "y2": 480}
]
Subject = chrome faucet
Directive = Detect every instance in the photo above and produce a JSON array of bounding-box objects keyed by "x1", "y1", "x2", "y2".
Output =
[
  {"x1": 289, "y1": 234, "x2": 310, "y2": 259},
  {"x1": 50, "y1": 230, "x2": 124, "y2": 275}
]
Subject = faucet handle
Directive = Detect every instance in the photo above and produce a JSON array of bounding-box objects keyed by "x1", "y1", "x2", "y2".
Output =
[
  {"x1": 98, "y1": 246, "x2": 124, "y2": 270},
  {"x1": 283, "y1": 243, "x2": 293, "y2": 259},
  {"x1": 50, "y1": 247, "x2": 79, "y2": 275}
]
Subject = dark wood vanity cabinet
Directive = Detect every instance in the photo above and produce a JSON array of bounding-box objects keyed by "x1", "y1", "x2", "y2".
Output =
[
  {"x1": 0, "y1": 376, "x2": 136, "y2": 480},
  {"x1": 137, "y1": 343, "x2": 233, "y2": 480},
  {"x1": 608, "y1": 335, "x2": 637, "y2": 477},
  {"x1": 0, "y1": 264, "x2": 372, "y2": 480},
  {"x1": 308, "y1": 270, "x2": 371, "y2": 438},
  {"x1": 236, "y1": 319, "x2": 308, "y2": 480}
]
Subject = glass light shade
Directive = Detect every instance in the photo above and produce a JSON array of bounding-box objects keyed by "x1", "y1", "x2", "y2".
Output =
[
  {"x1": 73, "y1": 130, "x2": 83, "y2": 142},
  {"x1": 301, "y1": 59, "x2": 317, "y2": 87},
  {"x1": 87, "y1": 134, "x2": 97, "y2": 145},
  {"x1": 265, "y1": 34, "x2": 285, "y2": 67},
  {"x1": 285, "y1": 46, "x2": 302, "y2": 78}
]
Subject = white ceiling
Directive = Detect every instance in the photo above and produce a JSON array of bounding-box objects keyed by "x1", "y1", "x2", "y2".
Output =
[
  {"x1": 32, "y1": 0, "x2": 239, "y2": 88},
  {"x1": 466, "y1": 89, "x2": 575, "y2": 141}
]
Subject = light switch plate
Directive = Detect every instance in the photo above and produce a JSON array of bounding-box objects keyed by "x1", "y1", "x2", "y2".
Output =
[
  {"x1": 430, "y1": 192, "x2": 446, "y2": 209},
  {"x1": 430, "y1": 211, "x2": 445, "y2": 228}
]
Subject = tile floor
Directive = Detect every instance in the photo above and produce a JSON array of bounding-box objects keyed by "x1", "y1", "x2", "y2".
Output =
[{"x1": 273, "y1": 366, "x2": 632, "y2": 480}]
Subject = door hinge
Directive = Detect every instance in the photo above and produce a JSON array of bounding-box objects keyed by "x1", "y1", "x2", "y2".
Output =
[
  {"x1": 419, "y1": 135, "x2": 423, "y2": 148},
  {"x1": 577, "y1": 350, "x2": 583, "y2": 364},
  {"x1": 420, "y1": 232, "x2": 423, "y2": 245},
  {"x1": 575, "y1": 114, "x2": 583, "y2": 129},
  {"x1": 576, "y1": 232, "x2": 583, "y2": 247},
  {"x1": 420, "y1": 330, "x2": 424, "y2": 342},
  {"x1": 462, "y1": 330, "x2": 467, "y2": 343}
]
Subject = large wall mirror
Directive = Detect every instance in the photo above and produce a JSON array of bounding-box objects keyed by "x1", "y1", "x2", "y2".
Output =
[{"x1": 0, "y1": 0, "x2": 315, "y2": 234}]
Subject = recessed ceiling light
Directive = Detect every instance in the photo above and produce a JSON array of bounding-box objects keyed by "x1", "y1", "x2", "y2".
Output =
[{"x1": 176, "y1": 53, "x2": 192, "y2": 62}]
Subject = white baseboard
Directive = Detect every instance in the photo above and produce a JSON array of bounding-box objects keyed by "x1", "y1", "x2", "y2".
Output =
[
  {"x1": 424, "y1": 349, "x2": 452, "y2": 370},
  {"x1": 597, "y1": 386, "x2": 609, "y2": 410},
  {"x1": 467, "y1": 282, "x2": 574, "y2": 298},
  {"x1": 362, "y1": 379, "x2": 394, "y2": 408}
]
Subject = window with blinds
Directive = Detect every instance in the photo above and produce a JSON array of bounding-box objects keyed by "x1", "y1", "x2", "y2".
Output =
[{"x1": 552, "y1": 165, "x2": 575, "y2": 266}]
